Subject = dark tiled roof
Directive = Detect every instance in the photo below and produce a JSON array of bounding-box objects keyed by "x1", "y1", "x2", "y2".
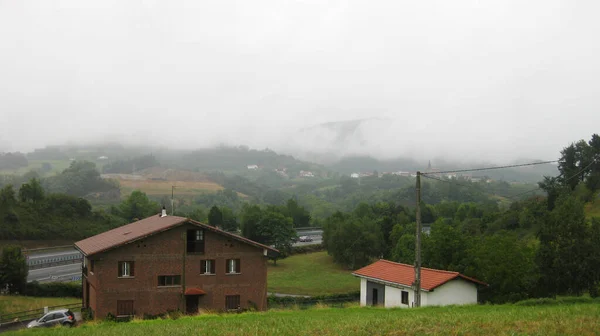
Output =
[
  {"x1": 352, "y1": 259, "x2": 487, "y2": 291},
  {"x1": 75, "y1": 215, "x2": 278, "y2": 256}
]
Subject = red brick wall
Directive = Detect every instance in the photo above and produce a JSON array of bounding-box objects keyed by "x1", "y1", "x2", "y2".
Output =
[{"x1": 87, "y1": 223, "x2": 268, "y2": 318}]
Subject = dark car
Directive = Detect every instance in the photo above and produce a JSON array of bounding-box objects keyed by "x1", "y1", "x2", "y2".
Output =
[{"x1": 27, "y1": 309, "x2": 75, "y2": 328}]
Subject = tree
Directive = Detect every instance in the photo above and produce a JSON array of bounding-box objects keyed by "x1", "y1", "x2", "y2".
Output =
[
  {"x1": 18, "y1": 178, "x2": 44, "y2": 204},
  {"x1": 0, "y1": 245, "x2": 28, "y2": 294},
  {"x1": 240, "y1": 204, "x2": 263, "y2": 241},
  {"x1": 284, "y1": 198, "x2": 311, "y2": 228},
  {"x1": 0, "y1": 185, "x2": 16, "y2": 209},
  {"x1": 116, "y1": 190, "x2": 159, "y2": 222},
  {"x1": 208, "y1": 206, "x2": 224, "y2": 228},
  {"x1": 537, "y1": 196, "x2": 591, "y2": 297},
  {"x1": 220, "y1": 207, "x2": 239, "y2": 232},
  {"x1": 256, "y1": 210, "x2": 296, "y2": 264},
  {"x1": 323, "y1": 213, "x2": 384, "y2": 269},
  {"x1": 467, "y1": 232, "x2": 538, "y2": 303}
]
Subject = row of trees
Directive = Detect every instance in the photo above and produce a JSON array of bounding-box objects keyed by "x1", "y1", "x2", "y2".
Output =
[{"x1": 0, "y1": 178, "x2": 125, "y2": 240}]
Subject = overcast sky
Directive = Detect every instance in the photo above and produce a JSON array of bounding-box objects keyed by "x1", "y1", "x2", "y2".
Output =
[{"x1": 1, "y1": 0, "x2": 599, "y2": 163}]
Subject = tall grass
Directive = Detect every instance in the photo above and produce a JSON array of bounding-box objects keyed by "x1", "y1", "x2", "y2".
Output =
[{"x1": 5, "y1": 302, "x2": 599, "y2": 336}]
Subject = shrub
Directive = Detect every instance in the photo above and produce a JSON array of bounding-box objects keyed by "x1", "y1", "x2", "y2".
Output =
[
  {"x1": 25, "y1": 281, "x2": 82, "y2": 298},
  {"x1": 514, "y1": 296, "x2": 599, "y2": 306},
  {"x1": 289, "y1": 244, "x2": 324, "y2": 256}
]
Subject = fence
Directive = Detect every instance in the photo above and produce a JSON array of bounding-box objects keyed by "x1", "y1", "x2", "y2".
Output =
[{"x1": 0, "y1": 302, "x2": 81, "y2": 328}]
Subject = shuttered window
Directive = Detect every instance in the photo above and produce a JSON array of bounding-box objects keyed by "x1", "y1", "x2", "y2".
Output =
[
  {"x1": 117, "y1": 300, "x2": 134, "y2": 316},
  {"x1": 118, "y1": 261, "x2": 134, "y2": 277},
  {"x1": 201, "y1": 260, "x2": 215, "y2": 274},
  {"x1": 225, "y1": 295, "x2": 240, "y2": 310},
  {"x1": 226, "y1": 259, "x2": 240, "y2": 274}
]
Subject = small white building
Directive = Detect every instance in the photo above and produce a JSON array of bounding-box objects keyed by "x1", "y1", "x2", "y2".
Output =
[
  {"x1": 350, "y1": 173, "x2": 360, "y2": 178},
  {"x1": 247, "y1": 165, "x2": 259, "y2": 170},
  {"x1": 352, "y1": 259, "x2": 486, "y2": 308}
]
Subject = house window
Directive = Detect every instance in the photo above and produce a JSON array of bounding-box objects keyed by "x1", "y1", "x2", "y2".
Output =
[
  {"x1": 226, "y1": 259, "x2": 240, "y2": 274},
  {"x1": 117, "y1": 300, "x2": 134, "y2": 316},
  {"x1": 90, "y1": 260, "x2": 95, "y2": 273},
  {"x1": 118, "y1": 261, "x2": 134, "y2": 277},
  {"x1": 225, "y1": 295, "x2": 240, "y2": 310},
  {"x1": 158, "y1": 275, "x2": 181, "y2": 287},
  {"x1": 401, "y1": 290, "x2": 409, "y2": 305},
  {"x1": 201, "y1": 260, "x2": 216, "y2": 275},
  {"x1": 187, "y1": 229, "x2": 205, "y2": 253}
]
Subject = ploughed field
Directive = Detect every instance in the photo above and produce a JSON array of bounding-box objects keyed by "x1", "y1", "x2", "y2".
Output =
[{"x1": 4, "y1": 303, "x2": 599, "y2": 336}]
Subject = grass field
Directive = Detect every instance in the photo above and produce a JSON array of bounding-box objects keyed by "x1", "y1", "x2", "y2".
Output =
[
  {"x1": 5, "y1": 303, "x2": 600, "y2": 335},
  {"x1": 267, "y1": 251, "x2": 359, "y2": 296},
  {"x1": 118, "y1": 179, "x2": 224, "y2": 196},
  {"x1": 0, "y1": 296, "x2": 79, "y2": 314}
]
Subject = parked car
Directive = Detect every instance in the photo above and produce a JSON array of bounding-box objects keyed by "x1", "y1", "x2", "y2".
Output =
[
  {"x1": 298, "y1": 235, "x2": 313, "y2": 242},
  {"x1": 27, "y1": 309, "x2": 75, "y2": 328}
]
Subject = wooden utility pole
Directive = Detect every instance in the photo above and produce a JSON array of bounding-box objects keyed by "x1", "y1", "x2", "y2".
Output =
[
  {"x1": 414, "y1": 171, "x2": 422, "y2": 307},
  {"x1": 182, "y1": 231, "x2": 187, "y2": 312},
  {"x1": 171, "y1": 186, "x2": 176, "y2": 216}
]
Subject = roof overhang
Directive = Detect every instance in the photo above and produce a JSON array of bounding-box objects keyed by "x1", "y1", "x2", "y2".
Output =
[
  {"x1": 185, "y1": 288, "x2": 207, "y2": 295},
  {"x1": 352, "y1": 273, "x2": 432, "y2": 292}
]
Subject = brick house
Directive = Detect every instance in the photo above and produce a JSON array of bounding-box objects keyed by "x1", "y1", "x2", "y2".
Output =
[{"x1": 74, "y1": 212, "x2": 278, "y2": 319}]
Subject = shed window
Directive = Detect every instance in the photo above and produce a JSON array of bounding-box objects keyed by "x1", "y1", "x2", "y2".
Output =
[{"x1": 401, "y1": 291, "x2": 409, "y2": 305}]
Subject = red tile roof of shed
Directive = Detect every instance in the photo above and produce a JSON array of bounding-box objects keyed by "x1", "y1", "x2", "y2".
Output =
[
  {"x1": 352, "y1": 259, "x2": 487, "y2": 291},
  {"x1": 74, "y1": 215, "x2": 278, "y2": 256}
]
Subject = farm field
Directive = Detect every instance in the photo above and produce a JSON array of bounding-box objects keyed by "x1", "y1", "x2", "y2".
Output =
[
  {"x1": 4, "y1": 302, "x2": 599, "y2": 336},
  {"x1": 117, "y1": 179, "x2": 224, "y2": 196},
  {"x1": 267, "y1": 251, "x2": 359, "y2": 296}
]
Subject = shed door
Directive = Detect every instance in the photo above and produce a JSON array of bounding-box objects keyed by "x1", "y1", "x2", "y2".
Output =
[{"x1": 372, "y1": 288, "x2": 378, "y2": 306}]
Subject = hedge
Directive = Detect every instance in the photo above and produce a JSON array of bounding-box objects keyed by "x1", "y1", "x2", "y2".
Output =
[
  {"x1": 289, "y1": 244, "x2": 324, "y2": 256},
  {"x1": 268, "y1": 291, "x2": 360, "y2": 306},
  {"x1": 26, "y1": 281, "x2": 82, "y2": 298},
  {"x1": 513, "y1": 296, "x2": 600, "y2": 306}
]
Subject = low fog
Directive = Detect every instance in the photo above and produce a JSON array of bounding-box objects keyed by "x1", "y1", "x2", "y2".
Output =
[{"x1": 1, "y1": 0, "x2": 599, "y2": 163}]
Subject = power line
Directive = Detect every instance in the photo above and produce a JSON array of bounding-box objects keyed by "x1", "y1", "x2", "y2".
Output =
[
  {"x1": 422, "y1": 156, "x2": 598, "y2": 200},
  {"x1": 422, "y1": 160, "x2": 558, "y2": 175},
  {"x1": 505, "y1": 156, "x2": 598, "y2": 199}
]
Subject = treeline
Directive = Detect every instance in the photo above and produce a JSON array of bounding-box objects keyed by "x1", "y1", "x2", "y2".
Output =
[
  {"x1": 0, "y1": 152, "x2": 28, "y2": 170},
  {"x1": 102, "y1": 154, "x2": 159, "y2": 174},
  {"x1": 322, "y1": 134, "x2": 600, "y2": 303},
  {"x1": 0, "y1": 179, "x2": 125, "y2": 240}
]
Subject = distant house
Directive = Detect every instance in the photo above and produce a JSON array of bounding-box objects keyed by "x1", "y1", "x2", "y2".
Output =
[
  {"x1": 75, "y1": 212, "x2": 278, "y2": 319},
  {"x1": 353, "y1": 260, "x2": 486, "y2": 308},
  {"x1": 299, "y1": 170, "x2": 315, "y2": 178},
  {"x1": 97, "y1": 156, "x2": 108, "y2": 160},
  {"x1": 350, "y1": 173, "x2": 360, "y2": 179},
  {"x1": 247, "y1": 165, "x2": 259, "y2": 170}
]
